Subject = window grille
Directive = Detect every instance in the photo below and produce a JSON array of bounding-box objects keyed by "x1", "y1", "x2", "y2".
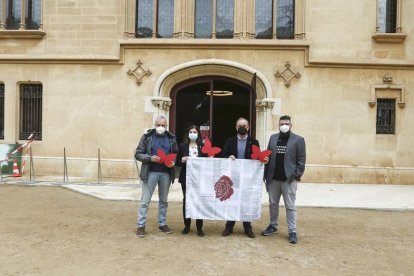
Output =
[
  {"x1": 20, "y1": 84, "x2": 42, "y2": 140},
  {"x1": 195, "y1": 0, "x2": 213, "y2": 38},
  {"x1": 376, "y1": 98, "x2": 395, "y2": 134},
  {"x1": 216, "y1": 0, "x2": 234, "y2": 38},
  {"x1": 157, "y1": 0, "x2": 174, "y2": 38},
  {"x1": 136, "y1": 0, "x2": 153, "y2": 38}
]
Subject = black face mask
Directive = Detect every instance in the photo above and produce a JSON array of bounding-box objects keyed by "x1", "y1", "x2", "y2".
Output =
[{"x1": 237, "y1": 127, "x2": 248, "y2": 135}]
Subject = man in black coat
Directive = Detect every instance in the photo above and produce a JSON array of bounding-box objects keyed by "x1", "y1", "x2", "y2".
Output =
[{"x1": 220, "y1": 117, "x2": 259, "y2": 238}]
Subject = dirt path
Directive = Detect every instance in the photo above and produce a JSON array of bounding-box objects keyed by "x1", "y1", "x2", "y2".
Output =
[{"x1": 0, "y1": 185, "x2": 413, "y2": 275}]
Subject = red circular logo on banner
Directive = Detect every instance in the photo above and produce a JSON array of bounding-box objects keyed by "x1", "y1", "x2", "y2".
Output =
[{"x1": 214, "y1": 175, "x2": 234, "y2": 201}]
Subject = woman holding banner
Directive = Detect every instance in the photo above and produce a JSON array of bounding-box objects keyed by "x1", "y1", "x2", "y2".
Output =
[{"x1": 176, "y1": 125, "x2": 206, "y2": 237}]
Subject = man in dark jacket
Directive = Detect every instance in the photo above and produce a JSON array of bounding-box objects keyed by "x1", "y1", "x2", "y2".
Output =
[
  {"x1": 262, "y1": 115, "x2": 306, "y2": 244},
  {"x1": 135, "y1": 116, "x2": 178, "y2": 238},
  {"x1": 221, "y1": 117, "x2": 259, "y2": 238}
]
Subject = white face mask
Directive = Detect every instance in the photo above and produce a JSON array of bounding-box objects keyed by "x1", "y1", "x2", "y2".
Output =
[
  {"x1": 155, "y1": 126, "x2": 166, "y2": 135},
  {"x1": 188, "y1": 133, "x2": 198, "y2": 141},
  {"x1": 279, "y1": 125, "x2": 290, "y2": 133}
]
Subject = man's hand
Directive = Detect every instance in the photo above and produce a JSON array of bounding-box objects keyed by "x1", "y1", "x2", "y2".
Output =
[
  {"x1": 229, "y1": 155, "x2": 236, "y2": 160},
  {"x1": 151, "y1": 155, "x2": 160, "y2": 163}
]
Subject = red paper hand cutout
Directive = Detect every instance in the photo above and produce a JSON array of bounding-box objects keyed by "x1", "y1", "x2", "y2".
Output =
[
  {"x1": 251, "y1": 144, "x2": 271, "y2": 163},
  {"x1": 157, "y1": 149, "x2": 176, "y2": 167},
  {"x1": 201, "y1": 138, "x2": 222, "y2": 157}
]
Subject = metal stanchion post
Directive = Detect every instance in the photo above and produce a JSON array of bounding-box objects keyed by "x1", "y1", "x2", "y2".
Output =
[
  {"x1": 63, "y1": 147, "x2": 68, "y2": 183},
  {"x1": 98, "y1": 148, "x2": 102, "y2": 184},
  {"x1": 29, "y1": 147, "x2": 35, "y2": 183}
]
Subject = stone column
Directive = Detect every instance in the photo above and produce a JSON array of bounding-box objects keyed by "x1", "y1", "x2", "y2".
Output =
[
  {"x1": 124, "y1": 0, "x2": 136, "y2": 38},
  {"x1": 294, "y1": 0, "x2": 306, "y2": 39},
  {"x1": 255, "y1": 98, "x2": 275, "y2": 148},
  {"x1": 0, "y1": 0, "x2": 6, "y2": 29},
  {"x1": 212, "y1": 0, "x2": 217, "y2": 38},
  {"x1": 19, "y1": 0, "x2": 26, "y2": 30},
  {"x1": 233, "y1": 0, "x2": 243, "y2": 38},
  {"x1": 246, "y1": 0, "x2": 255, "y2": 38},
  {"x1": 173, "y1": 0, "x2": 183, "y2": 38}
]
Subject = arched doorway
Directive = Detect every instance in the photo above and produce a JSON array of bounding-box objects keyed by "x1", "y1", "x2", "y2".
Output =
[{"x1": 170, "y1": 76, "x2": 256, "y2": 148}]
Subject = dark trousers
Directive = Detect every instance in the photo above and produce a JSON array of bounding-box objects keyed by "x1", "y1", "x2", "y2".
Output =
[
  {"x1": 181, "y1": 183, "x2": 203, "y2": 230},
  {"x1": 225, "y1": 221, "x2": 252, "y2": 232}
]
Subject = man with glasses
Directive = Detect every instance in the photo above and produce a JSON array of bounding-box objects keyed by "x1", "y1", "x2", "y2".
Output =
[
  {"x1": 220, "y1": 117, "x2": 260, "y2": 238},
  {"x1": 135, "y1": 116, "x2": 178, "y2": 238},
  {"x1": 262, "y1": 115, "x2": 306, "y2": 244}
]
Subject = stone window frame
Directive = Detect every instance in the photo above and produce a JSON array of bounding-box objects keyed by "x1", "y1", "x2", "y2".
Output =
[
  {"x1": 372, "y1": 0, "x2": 406, "y2": 43},
  {"x1": 125, "y1": 0, "x2": 305, "y2": 40},
  {"x1": 376, "y1": 98, "x2": 396, "y2": 134},
  {"x1": 0, "y1": 0, "x2": 45, "y2": 39}
]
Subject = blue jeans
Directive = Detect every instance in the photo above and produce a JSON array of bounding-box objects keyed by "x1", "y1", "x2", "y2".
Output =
[
  {"x1": 267, "y1": 179, "x2": 297, "y2": 233},
  {"x1": 137, "y1": 172, "x2": 171, "y2": 228}
]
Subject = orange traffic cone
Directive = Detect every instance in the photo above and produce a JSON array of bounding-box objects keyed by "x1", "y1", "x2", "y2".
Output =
[{"x1": 12, "y1": 160, "x2": 21, "y2": 177}]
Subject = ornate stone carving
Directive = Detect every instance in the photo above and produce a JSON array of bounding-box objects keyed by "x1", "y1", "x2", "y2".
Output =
[
  {"x1": 127, "y1": 60, "x2": 152, "y2": 86},
  {"x1": 274, "y1": 62, "x2": 301, "y2": 88},
  {"x1": 369, "y1": 75, "x2": 405, "y2": 108},
  {"x1": 151, "y1": 97, "x2": 171, "y2": 111},
  {"x1": 255, "y1": 99, "x2": 275, "y2": 112}
]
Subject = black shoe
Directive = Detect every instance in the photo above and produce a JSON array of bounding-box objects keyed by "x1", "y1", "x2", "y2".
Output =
[
  {"x1": 159, "y1": 225, "x2": 173, "y2": 234},
  {"x1": 288, "y1": 232, "x2": 297, "y2": 244},
  {"x1": 197, "y1": 229, "x2": 205, "y2": 237},
  {"x1": 245, "y1": 229, "x2": 256, "y2": 238},
  {"x1": 261, "y1": 224, "x2": 278, "y2": 236},
  {"x1": 181, "y1": 226, "x2": 190, "y2": 234},
  {"x1": 136, "y1": 227, "x2": 145, "y2": 238},
  {"x1": 221, "y1": 228, "x2": 233, "y2": 236}
]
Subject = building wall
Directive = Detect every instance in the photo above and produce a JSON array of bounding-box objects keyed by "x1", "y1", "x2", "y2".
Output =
[{"x1": 1, "y1": 0, "x2": 413, "y2": 184}]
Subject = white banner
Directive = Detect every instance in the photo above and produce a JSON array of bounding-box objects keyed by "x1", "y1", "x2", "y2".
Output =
[{"x1": 185, "y1": 157, "x2": 264, "y2": 221}]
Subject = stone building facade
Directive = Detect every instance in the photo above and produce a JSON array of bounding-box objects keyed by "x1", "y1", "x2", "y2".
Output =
[{"x1": 0, "y1": 0, "x2": 413, "y2": 184}]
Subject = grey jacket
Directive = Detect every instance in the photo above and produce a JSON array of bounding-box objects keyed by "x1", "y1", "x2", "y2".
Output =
[
  {"x1": 264, "y1": 132, "x2": 306, "y2": 184},
  {"x1": 135, "y1": 129, "x2": 178, "y2": 183}
]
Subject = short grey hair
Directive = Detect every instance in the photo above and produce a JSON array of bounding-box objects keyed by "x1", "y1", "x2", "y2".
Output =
[{"x1": 154, "y1": 115, "x2": 168, "y2": 126}]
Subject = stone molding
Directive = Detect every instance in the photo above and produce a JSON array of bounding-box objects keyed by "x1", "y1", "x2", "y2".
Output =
[
  {"x1": 274, "y1": 62, "x2": 301, "y2": 88},
  {"x1": 369, "y1": 75, "x2": 405, "y2": 108},
  {"x1": 151, "y1": 97, "x2": 171, "y2": 111}
]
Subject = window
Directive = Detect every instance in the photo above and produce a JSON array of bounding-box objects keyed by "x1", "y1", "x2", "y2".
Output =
[
  {"x1": 195, "y1": 0, "x2": 213, "y2": 38},
  {"x1": 216, "y1": 0, "x2": 234, "y2": 38},
  {"x1": 255, "y1": 0, "x2": 273, "y2": 39},
  {"x1": 20, "y1": 84, "x2": 42, "y2": 140},
  {"x1": 276, "y1": 0, "x2": 295, "y2": 39},
  {"x1": 378, "y1": 0, "x2": 397, "y2": 33},
  {"x1": 0, "y1": 83, "x2": 4, "y2": 140},
  {"x1": 135, "y1": 0, "x2": 174, "y2": 38},
  {"x1": 376, "y1": 98, "x2": 395, "y2": 134},
  {"x1": 1, "y1": 0, "x2": 41, "y2": 30}
]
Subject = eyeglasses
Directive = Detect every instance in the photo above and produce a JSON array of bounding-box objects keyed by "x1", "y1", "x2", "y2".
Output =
[{"x1": 156, "y1": 124, "x2": 166, "y2": 127}]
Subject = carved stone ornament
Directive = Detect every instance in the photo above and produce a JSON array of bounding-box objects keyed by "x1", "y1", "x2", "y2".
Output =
[
  {"x1": 151, "y1": 97, "x2": 171, "y2": 111},
  {"x1": 369, "y1": 75, "x2": 405, "y2": 108},
  {"x1": 127, "y1": 60, "x2": 152, "y2": 86},
  {"x1": 274, "y1": 62, "x2": 301, "y2": 88},
  {"x1": 255, "y1": 99, "x2": 275, "y2": 112}
]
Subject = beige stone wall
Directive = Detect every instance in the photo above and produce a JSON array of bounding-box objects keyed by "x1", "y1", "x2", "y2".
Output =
[{"x1": 1, "y1": 0, "x2": 413, "y2": 183}]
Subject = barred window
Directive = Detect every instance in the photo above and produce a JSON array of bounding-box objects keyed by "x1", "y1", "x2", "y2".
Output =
[
  {"x1": 216, "y1": 0, "x2": 234, "y2": 38},
  {"x1": 0, "y1": 83, "x2": 4, "y2": 140},
  {"x1": 20, "y1": 84, "x2": 42, "y2": 140},
  {"x1": 276, "y1": 0, "x2": 295, "y2": 39},
  {"x1": 195, "y1": 0, "x2": 213, "y2": 38},
  {"x1": 3, "y1": 0, "x2": 41, "y2": 30},
  {"x1": 376, "y1": 98, "x2": 395, "y2": 134},
  {"x1": 255, "y1": 0, "x2": 273, "y2": 39}
]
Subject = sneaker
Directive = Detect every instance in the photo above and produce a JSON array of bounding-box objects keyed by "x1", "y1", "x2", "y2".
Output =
[
  {"x1": 261, "y1": 224, "x2": 278, "y2": 236},
  {"x1": 221, "y1": 228, "x2": 233, "y2": 236},
  {"x1": 181, "y1": 226, "x2": 190, "y2": 235},
  {"x1": 136, "y1": 227, "x2": 145, "y2": 238},
  {"x1": 245, "y1": 229, "x2": 256, "y2": 238},
  {"x1": 288, "y1": 232, "x2": 297, "y2": 244},
  {"x1": 159, "y1": 225, "x2": 173, "y2": 234}
]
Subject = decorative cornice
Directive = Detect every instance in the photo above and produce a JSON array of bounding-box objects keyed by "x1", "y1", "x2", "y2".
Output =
[{"x1": 255, "y1": 99, "x2": 275, "y2": 112}]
